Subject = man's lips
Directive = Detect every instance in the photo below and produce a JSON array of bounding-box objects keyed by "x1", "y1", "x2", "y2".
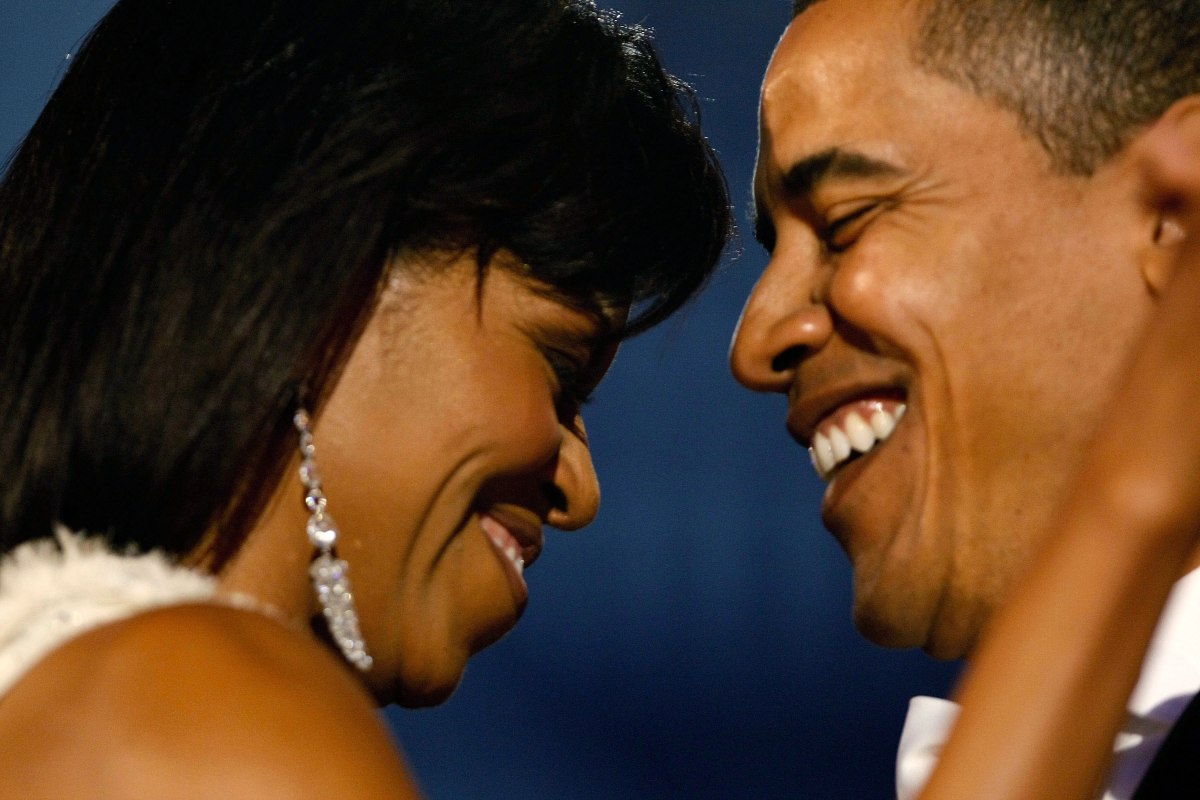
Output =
[{"x1": 788, "y1": 386, "x2": 908, "y2": 481}]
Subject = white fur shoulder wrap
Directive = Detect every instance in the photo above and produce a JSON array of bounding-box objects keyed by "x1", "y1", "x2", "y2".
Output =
[{"x1": 0, "y1": 529, "x2": 217, "y2": 698}]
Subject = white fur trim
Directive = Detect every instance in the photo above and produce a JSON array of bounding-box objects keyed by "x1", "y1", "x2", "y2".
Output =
[{"x1": 0, "y1": 528, "x2": 217, "y2": 697}]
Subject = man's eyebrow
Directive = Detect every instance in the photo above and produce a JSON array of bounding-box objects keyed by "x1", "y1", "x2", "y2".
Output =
[
  {"x1": 781, "y1": 147, "x2": 905, "y2": 197},
  {"x1": 752, "y1": 148, "x2": 905, "y2": 250}
]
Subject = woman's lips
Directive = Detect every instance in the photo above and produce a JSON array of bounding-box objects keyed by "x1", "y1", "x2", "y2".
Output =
[{"x1": 479, "y1": 511, "x2": 543, "y2": 606}]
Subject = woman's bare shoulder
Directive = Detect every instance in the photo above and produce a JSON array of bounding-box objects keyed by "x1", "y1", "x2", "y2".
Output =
[{"x1": 0, "y1": 603, "x2": 422, "y2": 799}]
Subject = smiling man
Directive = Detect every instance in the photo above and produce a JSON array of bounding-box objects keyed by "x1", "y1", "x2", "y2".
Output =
[{"x1": 729, "y1": 0, "x2": 1200, "y2": 797}]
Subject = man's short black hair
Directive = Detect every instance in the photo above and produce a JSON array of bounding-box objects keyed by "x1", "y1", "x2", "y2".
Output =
[{"x1": 792, "y1": 0, "x2": 1200, "y2": 175}]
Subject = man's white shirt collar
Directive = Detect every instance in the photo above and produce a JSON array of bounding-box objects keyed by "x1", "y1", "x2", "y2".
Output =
[{"x1": 895, "y1": 567, "x2": 1200, "y2": 800}]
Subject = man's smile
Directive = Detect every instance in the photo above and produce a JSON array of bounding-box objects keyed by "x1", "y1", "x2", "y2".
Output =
[{"x1": 807, "y1": 397, "x2": 907, "y2": 480}]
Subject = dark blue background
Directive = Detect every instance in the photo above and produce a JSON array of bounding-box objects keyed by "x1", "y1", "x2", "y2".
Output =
[{"x1": 1, "y1": 2, "x2": 959, "y2": 797}]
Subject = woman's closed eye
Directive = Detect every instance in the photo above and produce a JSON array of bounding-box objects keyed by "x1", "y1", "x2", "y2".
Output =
[{"x1": 545, "y1": 348, "x2": 597, "y2": 414}]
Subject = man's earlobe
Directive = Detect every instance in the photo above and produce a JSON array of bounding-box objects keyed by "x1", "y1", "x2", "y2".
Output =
[
  {"x1": 1144, "y1": 213, "x2": 1185, "y2": 296},
  {"x1": 1142, "y1": 212, "x2": 1190, "y2": 297},
  {"x1": 1154, "y1": 217, "x2": 1186, "y2": 248},
  {"x1": 1138, "y1": 95, "x2": 1200, "y2": 295}
]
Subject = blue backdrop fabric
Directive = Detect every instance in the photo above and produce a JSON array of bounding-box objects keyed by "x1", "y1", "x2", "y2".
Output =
[{"x1": 0, "y1": 2, "x2": 959, "y2": 797}]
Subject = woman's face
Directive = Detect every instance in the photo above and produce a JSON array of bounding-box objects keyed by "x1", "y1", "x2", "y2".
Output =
[{"x1": 310, "y1": 251, "x2": 615, "y2": 706}]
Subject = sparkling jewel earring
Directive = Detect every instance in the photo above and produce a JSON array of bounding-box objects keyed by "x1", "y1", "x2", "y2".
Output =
[{"x1": 293, "y1": 409, "x2": 374, "y2": 672}]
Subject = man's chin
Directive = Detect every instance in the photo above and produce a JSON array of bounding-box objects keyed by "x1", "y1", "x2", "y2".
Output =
[
  {"x1": 852, "y1": 596, "x2": 976, "y2": 661},
  {"x1": 921, "y1": 632, "x2": 975, "y2": 662}
]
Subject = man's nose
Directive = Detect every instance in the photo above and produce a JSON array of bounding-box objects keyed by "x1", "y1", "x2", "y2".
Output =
[
  {"x1": 544, "y1": 418, "x2": 600, "y2": 531},
  {"x1": 729, "y1": 258, "x2": 833, "y2": 393}
]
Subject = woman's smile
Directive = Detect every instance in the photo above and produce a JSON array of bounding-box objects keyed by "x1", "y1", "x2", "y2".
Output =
[
  {"x1": 479, "y1": 508, "x2": 545, "y2": 608},
  {"x1": 262, "y1": 251, "x2": 612, "y2": 704}
]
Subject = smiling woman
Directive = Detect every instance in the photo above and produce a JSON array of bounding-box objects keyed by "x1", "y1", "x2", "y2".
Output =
[
  {"x1": 245, "y1": 255, "x2": 623, "y2": 706},
  {"x1": 0, "y1": 0, "x2": 730, "y2": 796}
]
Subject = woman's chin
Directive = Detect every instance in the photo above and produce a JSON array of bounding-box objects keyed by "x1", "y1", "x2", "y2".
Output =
[
  {"x1": 394, "y1": 678, "x2": 461, "y2": 709},
  {"x1": 375, "y1": 657, "x2": 466, "y2": 708},
  {"x1": 474, "y1": 606, "x2": 524, "y2": 651},
  {"x1": 371, "y1": 589, "x2": 525, "y2": 707}
]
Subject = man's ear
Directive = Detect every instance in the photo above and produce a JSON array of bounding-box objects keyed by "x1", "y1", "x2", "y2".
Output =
[{"x1": 1138, "y1": 95, "x2": 1200, "y2": 296}]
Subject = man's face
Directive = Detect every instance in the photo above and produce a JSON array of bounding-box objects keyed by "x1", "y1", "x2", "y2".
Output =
[{"x1": 731, "y1": 0, "x2": 1160, "y2": 658}]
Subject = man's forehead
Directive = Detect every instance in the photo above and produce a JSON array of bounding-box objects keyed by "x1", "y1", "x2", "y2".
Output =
[
  {"x1": 764, "y1": 0, "x2": 921, "y2": 99},
  {"x1": 758, "y1": 3, "x2": 920, "y2": 178}
]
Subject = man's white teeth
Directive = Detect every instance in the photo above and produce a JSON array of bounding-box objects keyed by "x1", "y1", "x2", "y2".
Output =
[
  {"x1": 829, "y1": 426, "x2": 852, "y2": 462},
  {"x1": 811, "y1": 434, "x2": 834, "y2": 476},
  {"x1": 870, "y1": 408, "x2": 897, "y2": 439},
  {"x1": 810, "y1": 403, "x2": 906, "y2": 481},
  {"x1": 504, "y1": 544, "x2": 525, "y2": 577},
  {"x1": 844, "y1": 412, "x2": 875, "y2": 452}
]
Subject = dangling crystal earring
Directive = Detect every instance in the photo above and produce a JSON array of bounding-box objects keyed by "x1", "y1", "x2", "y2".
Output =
[{"x1": 293, "y1": 409, "x2": 374, "y2": 672}]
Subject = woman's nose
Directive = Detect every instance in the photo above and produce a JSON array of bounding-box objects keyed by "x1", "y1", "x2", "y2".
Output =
[
  {"x1": 545, "y1": 417, "x2": 600, "y2": 531},
  {"x1": 730, "y1": 261, "x2": 834, "y2": 392}
]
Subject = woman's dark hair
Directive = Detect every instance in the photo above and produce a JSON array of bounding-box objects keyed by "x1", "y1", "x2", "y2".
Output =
[{"x1": 0, "y1": 0, "x2": 731, "y2": 567}]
